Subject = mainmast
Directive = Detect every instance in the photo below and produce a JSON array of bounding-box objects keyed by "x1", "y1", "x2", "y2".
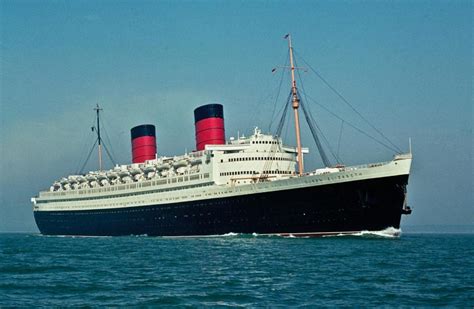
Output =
[
  {"x1": 94, "y1": 104, "x2": 103, "y2": 171},
  {"x1": 286, "y1": 34, "x2": 304, "y2": 176}
]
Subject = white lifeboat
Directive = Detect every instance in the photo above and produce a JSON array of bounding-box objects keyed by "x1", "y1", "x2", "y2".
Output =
[
  {"x1": 77, "y1": 175, "x2": 87, "y2": 183},
  {"x1": 106, "y1": 171, "x2": 118, "y2": 179},
  {"x1": 190, "y1": 158, "x2": 202, "y2": 166},
  {"x1": 143, "y1": 165, "x2": 156, "y2": 173},
  {"x1": 97, "y1": 173, "x2": 108, "y2": 181},
  {"x1": 68, "y1": 176, "x2": 78, "y2": 184},
  {"x1": 118, "y1": 170, "x2": 130, "y2": 178},
  {"x1": 172, "y1": 160, "x2": 187, "y2": 168},
  {"x1": 129, "y1": 167, "x2": 142, "y2": 176},
  {"x1": 157, "y1": 163, "x2": 170, "y2": 171},
  {"x1": 86, "y1": 174, "x2": 97, "y2": 182}
]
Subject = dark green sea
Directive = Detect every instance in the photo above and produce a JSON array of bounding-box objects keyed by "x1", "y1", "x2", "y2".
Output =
[{"x1": 1, "y1": 230, "x2": 473, "y2": 307}]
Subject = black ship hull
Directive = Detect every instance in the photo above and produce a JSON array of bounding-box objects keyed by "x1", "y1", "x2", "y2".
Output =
[{"x1": 34, "y1": 175, "x2": 409, "y2": 237}]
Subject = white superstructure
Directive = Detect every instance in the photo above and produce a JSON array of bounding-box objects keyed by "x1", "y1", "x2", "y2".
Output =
[{"x1": 32, "y1": 127, "x2": 412, "y2": 213}]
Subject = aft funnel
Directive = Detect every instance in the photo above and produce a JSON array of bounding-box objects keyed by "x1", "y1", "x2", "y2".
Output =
[{"x1": 131, "y1": 124, "x2": 156, "y2": 163}]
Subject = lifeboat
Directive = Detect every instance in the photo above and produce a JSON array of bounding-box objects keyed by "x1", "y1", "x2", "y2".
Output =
[
  {"x1": 68, "y1": 176, "x2": 78, "y2": 184},
  {"x1": 96, "y1": 172, "x2": 107, "y2": 180},
  {"x1": 172, "y1": 160, "x2": 187, "y2": 168},
  {"x1": 77, "y1": 175, "x2": 87, "y2": 183},
  {"x1": 143, "y1": 165, "x2": 156, "y2": 173},
  {"x1": 157, "y1": 163, "x2": 170, "y2": 171},
  {"x1": 86, "y1": 174, "x2": 97, "y2": 182},
  {"x1": 129, "y1": 167, "x2": 142, "y2": 176},
  {"x1": 118, "y1": 170, "x2": 130, "y2": 178},
  {"x1": 190, "y1": 158, "x2": 202, "y2": 166},
  {"x1": 106, "y1": 171, "x2": 118, "y2": 179}
]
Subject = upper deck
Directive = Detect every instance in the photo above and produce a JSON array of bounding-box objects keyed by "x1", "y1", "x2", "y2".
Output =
[
  {"x1": 34, "y1": 126, "x2": 412, "y2": 204},
  {"x1": 35, "y1": 128, "x2": 306, "y2": 201}
]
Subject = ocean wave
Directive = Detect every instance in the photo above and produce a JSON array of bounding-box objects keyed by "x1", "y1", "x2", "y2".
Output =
[
  {"x1": 221, "y1": 232, "x2": 240, "y2": 237},
  {"x1": 34, "y1": 234, "x2": 113, "y2": 238},
  {"x1": 323, "y1": 227, "x2": 401, "y2": 238}
]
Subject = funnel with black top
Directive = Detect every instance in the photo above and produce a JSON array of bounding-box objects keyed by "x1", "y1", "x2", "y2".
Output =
[
  {"x1": 131, "y1": 124, "x2": 156, "y2": 163},
  {"x1": 194, "y1": 104, "x2": 225, "y2": 151}
]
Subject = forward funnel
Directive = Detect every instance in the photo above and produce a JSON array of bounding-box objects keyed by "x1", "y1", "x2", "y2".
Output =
[{"x1": 194, "y1": 104, "x2": 225, "y2": 151}]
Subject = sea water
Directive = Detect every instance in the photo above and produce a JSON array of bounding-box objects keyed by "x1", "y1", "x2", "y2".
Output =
[{"x1": 1, "y1": 230, "x2": 473, "y2": 306}]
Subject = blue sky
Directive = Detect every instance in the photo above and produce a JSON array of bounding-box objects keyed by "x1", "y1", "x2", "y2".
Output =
[{"x1": 1, "y1": 0, "x2": 472, "y2": 232}]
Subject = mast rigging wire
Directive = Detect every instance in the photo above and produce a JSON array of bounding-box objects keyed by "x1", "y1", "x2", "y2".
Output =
[
  {"x1": 268, "y1": 50, "x2": 290, "y2": 132},
  {"x1": 275, "y1": 91, "x2": 292, "y2": 137},
  {"x1": 78, "y1": 139, "x2": 98, "y2": 174},
  {"x1": 74, "y1": 115, "x2": 98, "y2": 174},
  {"x1": 336, "y1": 120, "x2": 344, "y2": 159},
  {"x1": 299, "y1": 97, "x2": 332, "y2": 167},
  {"x1": 300, "y1": 90, "x2": 401, "y2": 153},
  {"x1": 295, "y1": 65, "x2": 341, "y2": 165},
  {"x1": 302, "y1": 95, "x2": 342, "y2": 164},
  {"x1": 102, "y1": 143, "x2": 117, "y2": 167},
  {"x1": 76, "y1": 107, "x2": 118, "y2": 174},
  {"x1": 100, "y1": 112, "x2": 118, "y2": 165},
  {"x1": 294, "y1": 49, "x2": 402, "y2": 153}
]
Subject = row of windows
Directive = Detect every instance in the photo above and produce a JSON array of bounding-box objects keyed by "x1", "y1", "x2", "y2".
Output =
[
  {"x1": 220, "y1": 170, "x2": 291, "y2": 176},
  {"x1": 252, "y1": 140, "x2": 278, "y2": 144},
  {"x1": 227, "y1": 156, "x2": 291, "y2": 162}
]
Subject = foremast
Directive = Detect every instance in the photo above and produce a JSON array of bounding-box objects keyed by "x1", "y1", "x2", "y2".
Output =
[{"x1": 286, "y1": 34, "x2": 304, "y2": 176}]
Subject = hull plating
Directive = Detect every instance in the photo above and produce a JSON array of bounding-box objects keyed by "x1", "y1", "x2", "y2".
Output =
[{"x1": 34, "y1": 175, "x2": 409, "y2": 237}]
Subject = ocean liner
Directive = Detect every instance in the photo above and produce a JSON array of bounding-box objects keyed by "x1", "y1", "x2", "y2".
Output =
[{"x1": 31, "y1": 35, "x2": 412, "y2": 237}]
